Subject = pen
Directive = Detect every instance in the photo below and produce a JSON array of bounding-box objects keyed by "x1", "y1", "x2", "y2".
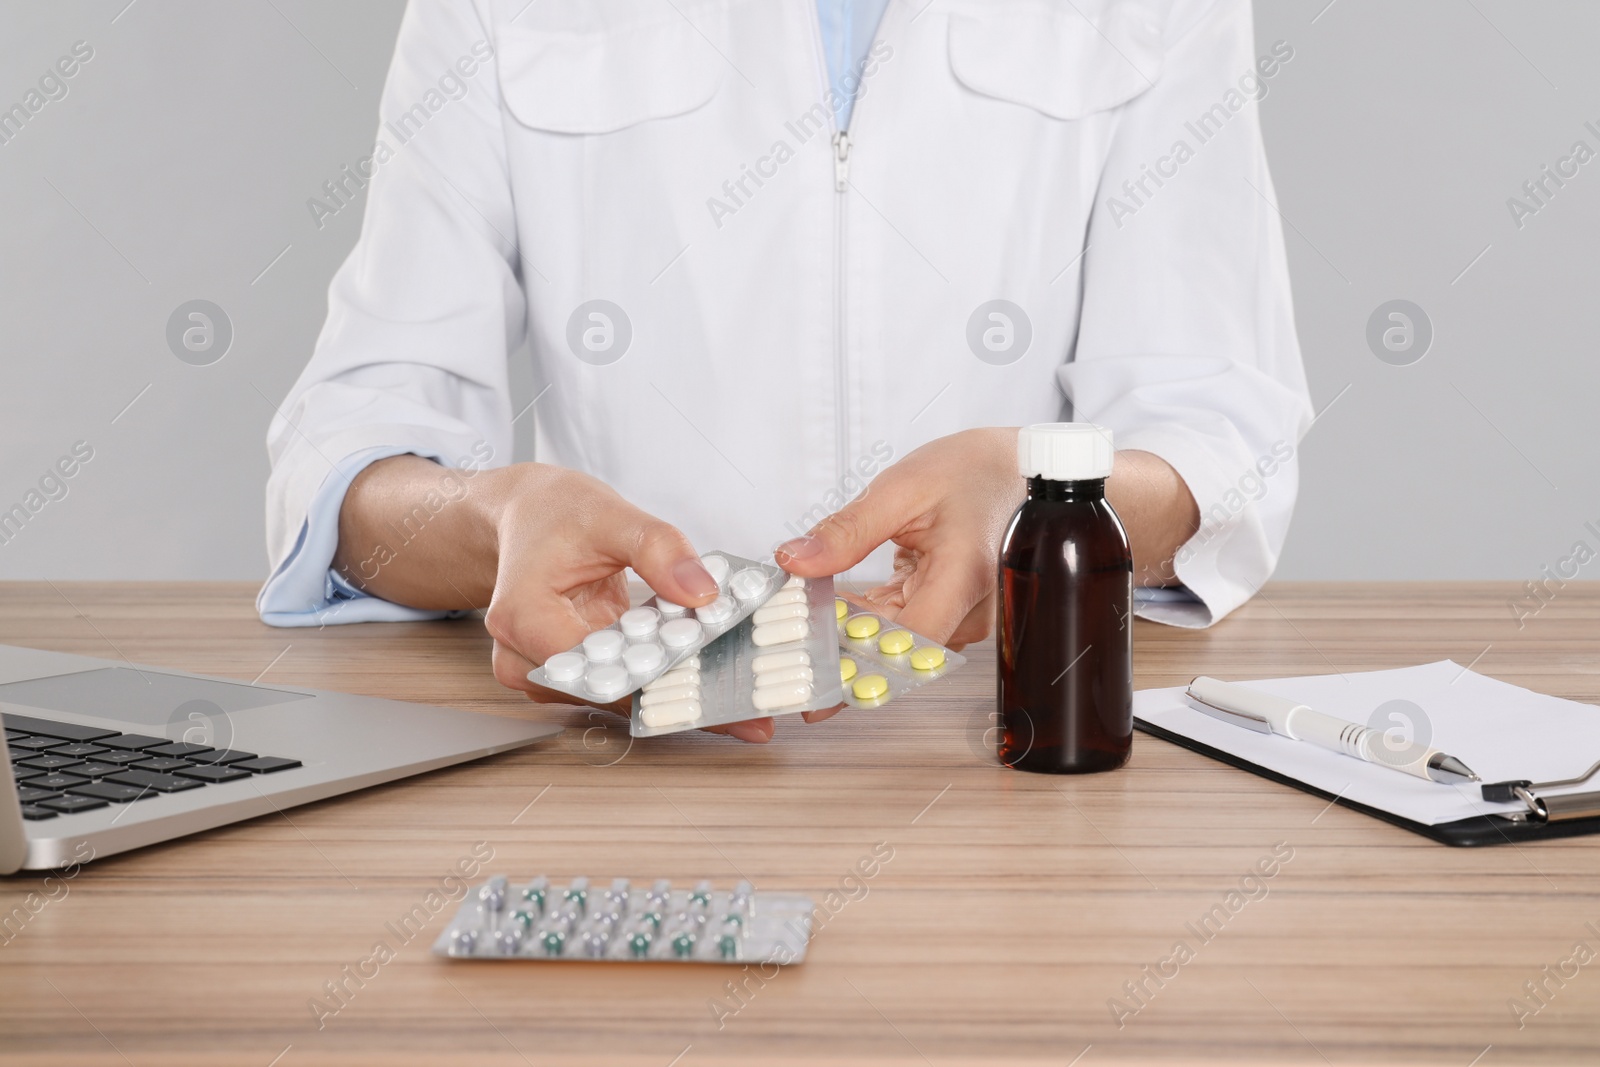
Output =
[{"x1": 1185, "y1": 676, "x2": 1479, "y2": 785}]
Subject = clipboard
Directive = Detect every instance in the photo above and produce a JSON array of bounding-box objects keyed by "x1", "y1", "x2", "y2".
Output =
[
  {"x1": 1136, "y1": 718, "x2": 1600, "y2": 847},
  {"x1": 1133, "y1": 662, "x2": 1600, "y2": 845}
]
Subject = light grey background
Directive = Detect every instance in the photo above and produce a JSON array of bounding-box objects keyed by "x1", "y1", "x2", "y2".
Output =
[{"x1": 0, "y1": 0, "x2": 1593, "y2": 583}]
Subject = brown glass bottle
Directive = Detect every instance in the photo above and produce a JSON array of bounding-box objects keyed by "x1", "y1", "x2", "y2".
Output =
[{"x1": 997, "y1": 454, "x2": 1133, "y2": 774}]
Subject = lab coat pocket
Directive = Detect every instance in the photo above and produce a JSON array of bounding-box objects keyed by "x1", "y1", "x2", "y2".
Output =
[
  {"x1": 496, "y1": 7, "x2": 726, "y2": 135},
  {"x1": 947, "y1": 1, "x2": 1163, "y2": 119}
]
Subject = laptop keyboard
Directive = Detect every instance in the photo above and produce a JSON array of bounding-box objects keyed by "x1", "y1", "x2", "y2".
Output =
[{"x1": 4, "y1": 711, "x2": 301, "y2": 821}]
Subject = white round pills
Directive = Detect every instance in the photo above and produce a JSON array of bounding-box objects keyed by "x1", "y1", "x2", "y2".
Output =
[
  {"x1": 582, "y1": 629, "x2": 625, "y2": 663},
  {"x1": 730, "y1": 567, "x2": 772, "y2": 602},
  {"x1": 620, "y1": 606, "x2": 661, "y2": 638},
  {"x1": 656, "y1": 599, "x2": 688, "y2": 618},
  {"x1": 660, "y1": 617, "x2": 704, "y2": 648},
  {"x1": 623, "y1": 642, "x2": 666, "y2": 676},
  {"x1": 695, "y1": 595, "x2": 735, "y2": 626},
  {"x1": 541, "y1": 651, "x2": 586, "y2": 683},
  {"x1": 586, "y1": 664, "x2": 630, "y2": 699},
  {"x1": 700, "y1": 554, "x2": 730, "y2": 588}
]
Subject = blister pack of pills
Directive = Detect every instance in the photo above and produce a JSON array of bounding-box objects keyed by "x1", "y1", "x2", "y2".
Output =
[
  {"x1": 526, "y1": 552, "x2": 786, "y2": 703},
  {"x1": 835, "y1": 599, "x2": 967, "y2": 708},
  {"x1": 433, "y1": 875, "x2": 815, "y2": 964},
  {"x1": 630, "y1": 575, "x2": 844, "y2": 736}
]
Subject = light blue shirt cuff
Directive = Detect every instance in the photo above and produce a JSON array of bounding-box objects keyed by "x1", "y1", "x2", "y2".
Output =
[
  {"x1": 1133, "y1": 585, "x2": 1212, "y2": 629},
  {"x1": 256, "y1": 446, "x2": 472, "y2": 628}
]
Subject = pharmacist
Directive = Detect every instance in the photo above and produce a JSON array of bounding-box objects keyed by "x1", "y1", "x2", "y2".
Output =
[{"x1": 260, "y1": 0, "x2": 1312, "y2": 742}]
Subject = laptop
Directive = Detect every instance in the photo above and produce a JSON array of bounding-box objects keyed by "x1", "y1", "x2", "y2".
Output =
[{"x1": 0, "y1": 643, "x2": 561, "y2": 873}]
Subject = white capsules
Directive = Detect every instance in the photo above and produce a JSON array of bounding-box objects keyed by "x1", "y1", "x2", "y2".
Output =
[
  {"x1": 753, "y1": 679, "x2": 813, "y2": 711},
  {"x1": 755, "y1": 664, "x2": 813, "y2": 687},
  {"x1": 640, "y1": 684, "x2": 698, "y2": 706},
  {"x1": 641, "y1": 699, "x2": 702, "y2": 727},
  {"x1": 751, "y1": 648, "x2": 809, "y2": 673},
  {"x1": 753, "y1": 617, "x2": 810, "y2": 647},
  {"x1": 639, "y1": 656, "x2": 705, "y2": 727},
  {"x1": 630, "y1": 573, "x2": 844, "y2": 735},
  {"x1": 750, "y1": 618, "x2": 813, "y2": 709},
  {"x1": 753, "y1": 600, "x2": 808, "y2": 626}
]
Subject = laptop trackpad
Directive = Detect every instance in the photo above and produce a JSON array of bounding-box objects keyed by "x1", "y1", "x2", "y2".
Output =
[{"x1": 0, "y1": 667, "x2": 312, "y2": 727}]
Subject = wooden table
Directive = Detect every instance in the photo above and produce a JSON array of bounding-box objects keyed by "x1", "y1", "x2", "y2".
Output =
[{"x1": 2, "y1": 582, "x2": 1598, "y2": 1066}]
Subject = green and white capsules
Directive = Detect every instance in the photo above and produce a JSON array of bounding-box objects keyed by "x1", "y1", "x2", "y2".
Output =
[{"x1": 433, "y1": 874, "x2": 814, "y2": 964}]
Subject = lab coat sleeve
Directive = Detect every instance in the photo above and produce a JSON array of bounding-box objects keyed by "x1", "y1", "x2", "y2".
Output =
[
  {"x1": 258, "y1": 0, "x2": 522, "y2": 627},
  {"x1": 1058, "y1": 0, "x2": 1313, "y2": 628}
]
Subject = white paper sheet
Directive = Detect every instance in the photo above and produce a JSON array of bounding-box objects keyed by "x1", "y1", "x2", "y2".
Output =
[{"x1": 1134, "y1": 661, "x2": 1600, "y2": 826}]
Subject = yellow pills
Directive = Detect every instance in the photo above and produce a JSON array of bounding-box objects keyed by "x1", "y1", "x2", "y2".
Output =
[
  {"x1": 877, "y1": 629, "x2": 913, "y2": 655},
  {"x1": 851, "y1": 673, "x2": 889, "y2": 701},
  {"x1": 839, "y1": 656, "x2": 858, "y2": 683},
  {"x1": 844, "y1": 614, "x2": 881, "y2": 639},
  {"x1": 909, "y1": 646, "x2": 946, "y2": 671},
  {"x1": 835, "y1": 598, "x2": 848, "y2": 621}
]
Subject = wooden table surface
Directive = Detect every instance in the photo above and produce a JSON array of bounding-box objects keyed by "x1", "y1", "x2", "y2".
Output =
[{"x1": 2, "y1": 581, "x2": 1598, "y2": 1066}]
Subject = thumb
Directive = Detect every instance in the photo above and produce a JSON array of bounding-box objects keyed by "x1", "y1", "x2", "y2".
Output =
[
  {"x1": 775, "y1": 476, "x2": 916, "y2": 577},
  {"x1": 602, "y1": 505, "x2": 721, "y2": 608}
]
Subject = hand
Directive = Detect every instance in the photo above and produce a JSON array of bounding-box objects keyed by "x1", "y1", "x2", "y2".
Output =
[
  {"x1": 775, "y1": 429, "x2": 1022, "y2": 654},
  {"x1": 774, "y1": 428, "x2": 1199, "y2": 722},
  {"x1": 334, "y1": 456, "x2": 777, "y2": 742}
]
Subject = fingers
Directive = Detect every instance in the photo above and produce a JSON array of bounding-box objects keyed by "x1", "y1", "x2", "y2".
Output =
[
  {"x1": 485, "y1": 578, "x2": 624, "y2": 669},
  {"x1": 942, "y1": 593, "x2": 995, "y2": 650},
  {"x1": 775, "y1": 471, "x2": 924, "y2": 578},
  {"x1": 706, "y1": 718, "x2": 775, "y2": 743},
  {"x1": 884, "y1": 549, "x2": 992, "y2": 647},
  {"x1": 801, "y1": 702, "x2": 845, "y2": 725},
  {"x1": 598, "y1": 502, "x2": 719, "y2": 608},
  {"x1": 487, "y1": 487, "x2": 712, "y2": 672},
  {"x1": 490, "y1": 639, "x2": 540, "y2": 696}
]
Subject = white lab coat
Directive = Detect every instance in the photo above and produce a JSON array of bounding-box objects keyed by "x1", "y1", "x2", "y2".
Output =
[{"x1": 261, "y1": 0, "x2": 1312, "y2": 630}]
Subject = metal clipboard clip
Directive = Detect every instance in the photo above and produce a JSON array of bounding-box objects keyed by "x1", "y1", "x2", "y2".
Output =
[{"x1": 1481, "y1": 760, "x2": 1600, "y2": 823}]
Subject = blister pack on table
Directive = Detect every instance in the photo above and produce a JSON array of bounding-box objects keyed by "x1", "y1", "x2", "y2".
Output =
[
  {"x1": 526, "y1": 552, "x2": 785, "y2": 703},
  {"x1": 433, "y1": 874, "x2": 815, "y2": 963},
  {"x1": 630, "y1": 575, "x2": 844, "y2": 736},
  {"x1": 835, "y1": 600, "x2": 967, "y2": 708}
]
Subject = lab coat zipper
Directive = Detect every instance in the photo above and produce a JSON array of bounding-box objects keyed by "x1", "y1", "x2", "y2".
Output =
[
  {"x1": 833, "y1": 129, "x2": 851, "y2": 505},
  {"x1": 800, "y1": 0, "x2": 853, "y2": 522}
]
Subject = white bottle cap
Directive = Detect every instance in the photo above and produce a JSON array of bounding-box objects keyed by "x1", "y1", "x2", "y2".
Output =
[{"x1": 1017, "y1": 423, "x2": 1114, "y2": 481}]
